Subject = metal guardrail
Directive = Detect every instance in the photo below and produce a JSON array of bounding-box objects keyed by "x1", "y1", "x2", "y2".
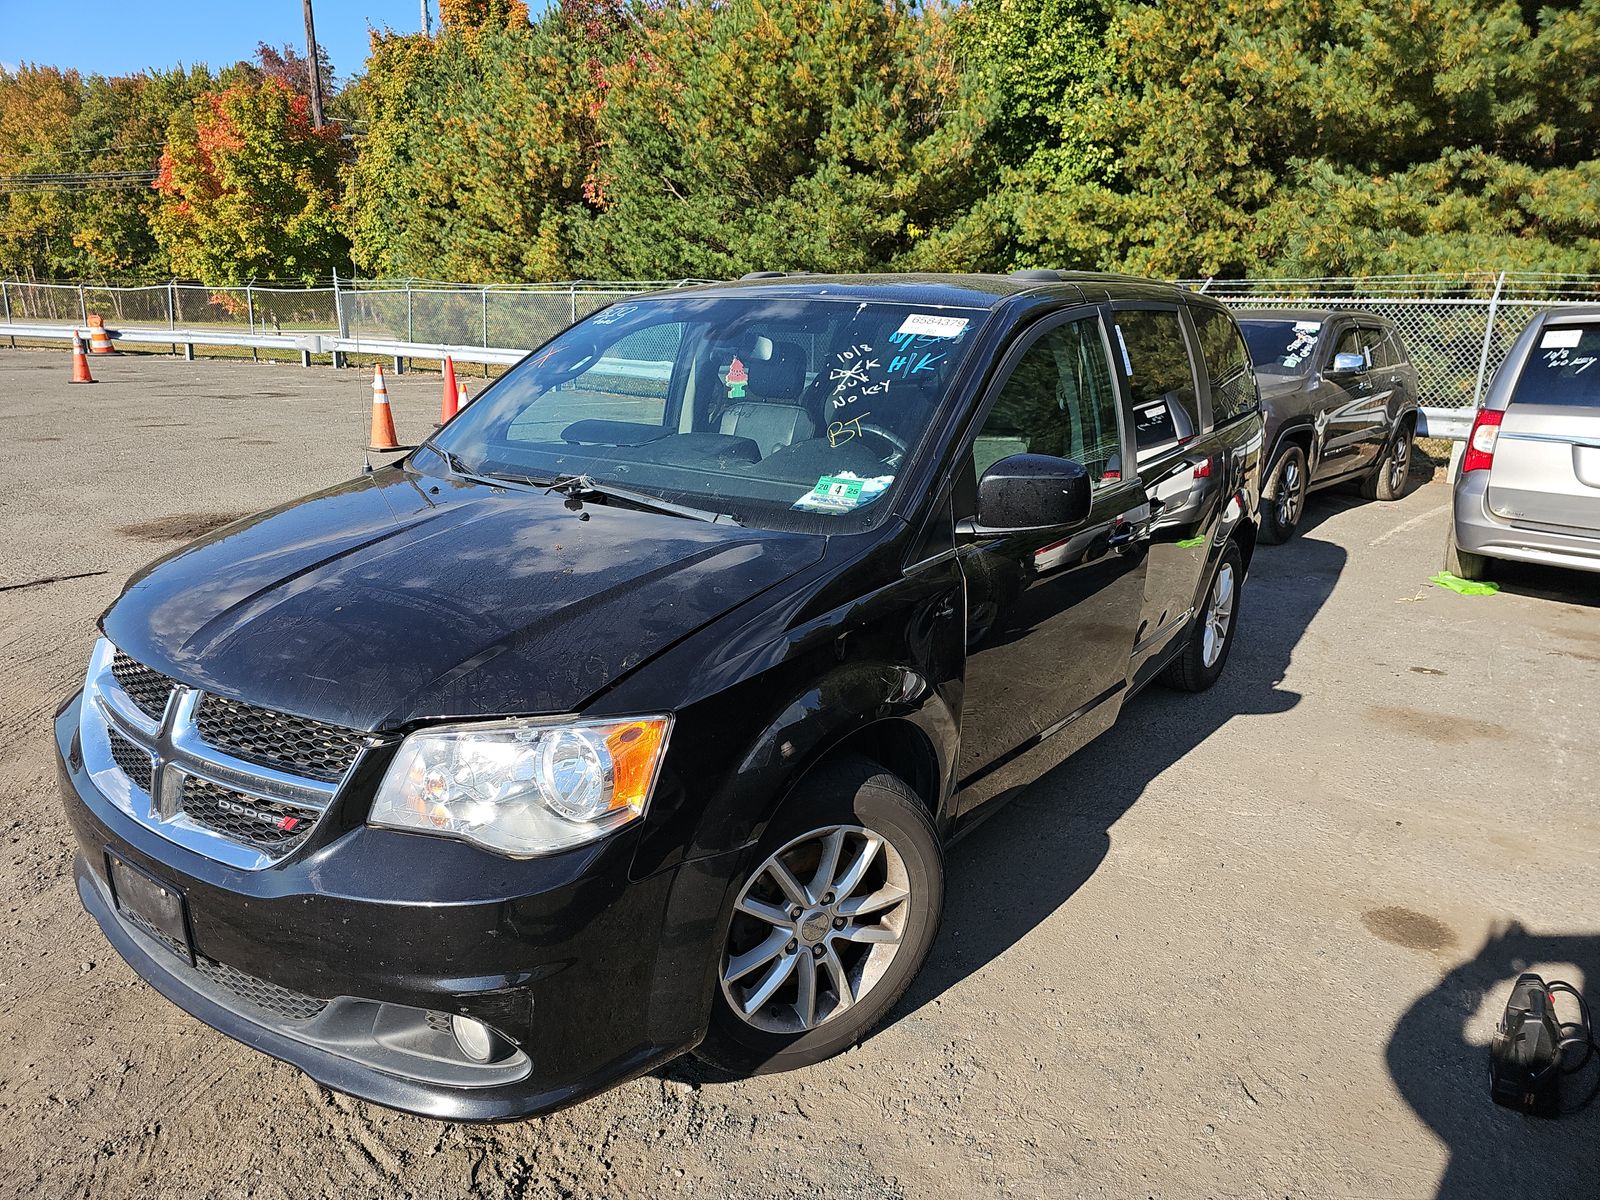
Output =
[
  {"x1": 1416, "y1": 408, "x2": 1473, "y2": 441},
  {"x1": 0, "y1": 321, "x2": 526, "y2": 368}
]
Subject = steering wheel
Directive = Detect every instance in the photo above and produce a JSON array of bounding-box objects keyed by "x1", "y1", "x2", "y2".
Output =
[{"x1": 857, "y1": 422, "x2": 909, "y2": 467}]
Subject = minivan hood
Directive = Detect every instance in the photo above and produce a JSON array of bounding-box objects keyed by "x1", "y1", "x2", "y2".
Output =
[{"x1": 103, "y1": 468, "x2": 824, "y2": 730}]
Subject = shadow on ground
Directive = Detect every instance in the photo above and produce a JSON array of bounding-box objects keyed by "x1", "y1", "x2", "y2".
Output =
[
  {"x1": 897, "y1": 525, "x2": 1347, "y2": 1018},
  {"x1": 1388, "y1": 924, "x2": 1600, "y2": 1198}
]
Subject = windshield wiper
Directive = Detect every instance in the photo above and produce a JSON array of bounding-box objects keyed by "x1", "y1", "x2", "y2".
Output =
[{"x1": 545, "y1": 474, "x2": 740, "y2": 525}]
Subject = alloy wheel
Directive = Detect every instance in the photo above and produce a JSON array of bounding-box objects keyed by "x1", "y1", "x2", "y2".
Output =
[
  {"x1": 1276, "y1": 458, "x2": 1302, "y2": 528},
  {"x1": 1201, "y1": 561, "x2": 1235, "y2": 668},
  {"x1": 1390, "y1": 431, "x2": 1411, "y2": 491},
  {"x1": 720, "y1": 825, "x2": 911, "y2": 1034}
]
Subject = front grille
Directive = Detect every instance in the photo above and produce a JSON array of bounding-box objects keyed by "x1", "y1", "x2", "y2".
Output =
[
  {"x1": 193, "y1": 693, "x2": 364, "y2": 783},
  {"x1": 107, "y1": 729, "x2": 154, "y2": 793},
  {"x1": 118, "y1": 903, "x2": 329, "y2": 1021},
  {"x1": 110, "y1": 652, "x2": 177, "y2": 721},
  {"x1": 191, "y1": 957, "x2": 329, "y2": 1022},
  {"x1": 121, "y1": 904, "x2": 187, "y2": 959},
  {"x1": 181, "y1": 776, "x2": 318, "y2": 856}
]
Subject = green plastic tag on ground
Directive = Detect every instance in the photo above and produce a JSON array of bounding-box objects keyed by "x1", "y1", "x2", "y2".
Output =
[
  {"x1": 1175, "y1": 535, "x2": 1207, "y2": 548},
  {"x1": 1430, "y1": 571, "x2": 1500, "y2": 596}
]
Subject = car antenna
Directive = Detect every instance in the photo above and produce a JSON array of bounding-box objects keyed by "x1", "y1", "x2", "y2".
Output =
[{"x1": 362, "y1": 453, "x2": 374, "y2": 475}]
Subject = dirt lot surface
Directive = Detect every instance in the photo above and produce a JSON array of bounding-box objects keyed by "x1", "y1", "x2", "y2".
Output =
[{"x1": 2, "y1": 352, "x2": 1597, "y2": 1199}]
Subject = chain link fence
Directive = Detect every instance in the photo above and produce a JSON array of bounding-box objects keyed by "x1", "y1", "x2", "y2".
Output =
[
  {"x1": 0, "y1": 278, "x2": 697, "y2": 349},
  {"x1": 7, "y1": 273, "x2": 1600, "y2": 409},
  {"x1": 1188, "y1": 273, "x2": 1600, "y2": 409}
]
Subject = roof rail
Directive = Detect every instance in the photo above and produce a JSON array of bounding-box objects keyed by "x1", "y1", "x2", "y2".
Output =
[
  {"x1": 1008, "y1": 269, "x2": 1065, "y2": 282},
  {"x1": 740, "y1": 271, "x2": 792, "y2": 280}
]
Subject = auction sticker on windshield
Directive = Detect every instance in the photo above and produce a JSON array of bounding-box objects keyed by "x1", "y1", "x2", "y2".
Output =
[
  {"x1": 896, "y1": 314, "x2": 969, "y2": 340},
  {"x1": 793, "y1": 473, "x2": 894, "y2": 513}
]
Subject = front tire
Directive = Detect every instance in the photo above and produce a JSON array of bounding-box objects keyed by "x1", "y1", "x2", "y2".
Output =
[
  {"x1": 1163, "y1": 541, "x2": 1243, "y2": 693},
  {"x1": 1363, "y1": 420, "x2": 1414, "y2": 501},
  {"x1": 696, "y1": 756, "x2": 944, "y2": 1076},
  {"x1": 1259, "y1": 444, "x2": 1308, "y2": 545}
]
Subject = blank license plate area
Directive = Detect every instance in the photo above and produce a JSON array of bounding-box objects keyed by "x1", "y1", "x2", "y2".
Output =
[{"x1": 107, "y1": 852, "x2": 193, "y2": 961}]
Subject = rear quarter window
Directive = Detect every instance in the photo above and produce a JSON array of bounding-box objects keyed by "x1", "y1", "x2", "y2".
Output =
[
  {"x1": 1190, "y1": 306, "x2": 1260, "y2": 425},
  {"x1": 1113, "y1": 308, "x2": 1201, "y2": 454},
  {"x1": 1512, "y1": 325, "x2": 1600, "y2": 407}
]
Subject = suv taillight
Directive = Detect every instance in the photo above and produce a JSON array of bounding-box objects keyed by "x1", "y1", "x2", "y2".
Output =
[{"x1": 1461, "y1": 408, "x2": 1504, "y2": 474}]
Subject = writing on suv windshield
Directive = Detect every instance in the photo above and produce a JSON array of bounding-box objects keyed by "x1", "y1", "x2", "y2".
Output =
[
  {"x1": 1240, "y1": 318, "x2": 1322, "y2": 374},
  {"x1": 424, "y1": 296, "x2": 983, "y2": 530}
]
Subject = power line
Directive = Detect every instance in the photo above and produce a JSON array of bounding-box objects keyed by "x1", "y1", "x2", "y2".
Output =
[
  {"x1": 0, "y1": 170, "x2": 159, "y2": 193},
  {"x1": 30, "y1": 142, "x2": 168, "y2": 159}
]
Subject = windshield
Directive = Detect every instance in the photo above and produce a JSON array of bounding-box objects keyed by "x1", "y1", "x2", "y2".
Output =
[
  {"x1": 420, "y1": 295, "x2": 984, "y2": 532},
  {"x1": 1512, "y1": 324, "x2": 1600, "y2": 407},
  {"x1": 1240, "y1": 319, "x2": 1322, "y2": 375}
]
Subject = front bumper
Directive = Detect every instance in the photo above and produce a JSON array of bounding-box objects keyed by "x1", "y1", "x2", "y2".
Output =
[
  {"x1": 55, "y1": 696, "x2": 734, "y2": 1121},
  {"x1": 1453, "y1": 473, "x2": 1600, "y2": 575}
]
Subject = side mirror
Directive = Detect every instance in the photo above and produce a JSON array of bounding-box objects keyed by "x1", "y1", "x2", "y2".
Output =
[
  {"x1": 974, "y1": 453, "x2": 1091, "y2": 531},
  {"x1": 1330, "y1": 351, "x2": 1366, "y2": 373}
]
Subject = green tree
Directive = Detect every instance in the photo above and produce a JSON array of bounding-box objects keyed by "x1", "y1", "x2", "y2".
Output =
[
  {"x1": 0, "y1": 65, "x2": 84, "y2": 279},
  {"x1": 151, "y1": 76, "x2": 349, "y2": 284},
  {"x1": 1030, "y1": 0, "x2": 1600, "y2": 277},
  {"x1": 65, "y1": 67, "x2": 215, "y2": 278},
  {"x1": 936, "y1": 0, "x2": 1111, "y2": 270},
  {"x1": 576, "y1": 0, "x2": 989, "y2": 278},
  {"x1": 342, "y1": 10, "x2": 619, "y2": 281}
]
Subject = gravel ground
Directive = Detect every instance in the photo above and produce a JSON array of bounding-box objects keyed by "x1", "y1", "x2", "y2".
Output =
[{"x1": 1, "y1": 351, "x2": 1596, "y2": 1199}]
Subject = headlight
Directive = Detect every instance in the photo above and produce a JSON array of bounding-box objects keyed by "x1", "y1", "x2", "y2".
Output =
[{"x1": 369, "y1": 715, "x2": 671, "y2": 857}]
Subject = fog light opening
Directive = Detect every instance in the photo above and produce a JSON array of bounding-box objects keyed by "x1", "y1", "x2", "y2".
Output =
[{"x1": 451, "y1": 1014, "x2": 497, "y2": 1063}]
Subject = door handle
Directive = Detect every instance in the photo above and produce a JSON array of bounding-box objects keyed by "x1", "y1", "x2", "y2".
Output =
[{"x1": 1106, "y1": 522, "x2": 1145, "y2": 549}]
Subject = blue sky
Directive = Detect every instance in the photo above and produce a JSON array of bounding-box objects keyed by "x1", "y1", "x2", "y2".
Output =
[{"x1": 0, "y1": 0, "x2": 432, "y2": 85}]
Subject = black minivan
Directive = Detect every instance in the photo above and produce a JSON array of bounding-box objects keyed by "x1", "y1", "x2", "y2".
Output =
[{"x1": 56, "y1": 272, "x2": 1262, "y2": 1120}]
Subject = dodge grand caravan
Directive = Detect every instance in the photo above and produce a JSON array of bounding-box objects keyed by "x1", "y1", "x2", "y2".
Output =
[{"x1": 56, "y1": 272, "x2": 1262, "y2": 1120}]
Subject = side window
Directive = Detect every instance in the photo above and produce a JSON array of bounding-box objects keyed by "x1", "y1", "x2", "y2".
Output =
[
  {"x1": 1191, "y1": 306, "x2": 1260, "y2": 426},
  {"x1": 1385, "y1": 330, "x2": 1409, "y2": 368},
  {"x1": 1113, "y1": 309, "x2": 1201, "y2": 454},
  {"x1": 1330, "y1": 325, "x2": 1366, "y2": 368},
  {"x1": 1359, "y1": 326, "x2": 1390, "y2": 369},
  {"x1": 972, "y1": 317, "x2": 1123, "y2": 488}
]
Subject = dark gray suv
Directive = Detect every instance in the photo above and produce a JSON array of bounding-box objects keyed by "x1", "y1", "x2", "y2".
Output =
[{"x1": 1237, "y1": 309, "x2": 1421, "y2": 542}]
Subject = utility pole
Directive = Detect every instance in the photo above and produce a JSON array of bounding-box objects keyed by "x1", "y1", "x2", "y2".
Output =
[
  {"x1": 421, "y1": 0, "x2": 430, "y2": 37},
  {"x1": 302, "y1": 0, "x2": 326, "y2": 129}
]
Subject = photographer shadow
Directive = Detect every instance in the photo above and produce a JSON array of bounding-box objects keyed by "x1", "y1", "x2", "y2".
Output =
[
  {"x1": 895, "y1": 526, "x2": 1347, "y2": 1016},
  {"x1": 1387, "y1": 923, "x2": 1600, "y2": 1198}
]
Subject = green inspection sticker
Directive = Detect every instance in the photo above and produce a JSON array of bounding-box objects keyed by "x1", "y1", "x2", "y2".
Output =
[
  {"x1": 792, "y1": 473, "x2": 895, "y2": 513},
  {"x1": 806, "y1": 476, "x2": 864, "y2": 507}
]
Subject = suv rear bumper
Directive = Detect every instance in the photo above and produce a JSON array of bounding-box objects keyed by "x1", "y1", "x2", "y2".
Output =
[
  {"x1": 1452, "y1": 472, "x2": 1600, "y2": 575},
  {"x1": 56, "y1": 695, "x2": 732, "y2": 1121}
]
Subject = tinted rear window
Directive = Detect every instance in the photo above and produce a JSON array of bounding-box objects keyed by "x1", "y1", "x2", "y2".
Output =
[
  {"x1": 1191, "y1": 307, "x2": 1260, "y2": 424},
  {"x1": 1113, "y1": 309, "x2": 1200, "y2": 452},
  {"x1": 1512, "y1": 325, "x2": 1600, "y2": 407}
]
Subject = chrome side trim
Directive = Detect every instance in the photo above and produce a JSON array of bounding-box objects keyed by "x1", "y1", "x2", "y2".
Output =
[{"x1": 1500, "y1": 431, "x2": 1600, "y2": 451}]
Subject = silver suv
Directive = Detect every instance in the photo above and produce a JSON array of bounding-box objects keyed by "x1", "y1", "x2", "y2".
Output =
[{"x1": 1447, "y1": 308, "x2": 1600, "y2": 581}]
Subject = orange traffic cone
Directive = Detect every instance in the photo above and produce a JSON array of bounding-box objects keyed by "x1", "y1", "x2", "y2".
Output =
[
  {"x1": 456, "y1": 379, "x2": 469, "y2": 413},
  {"x1": 440, "y1": 355, "x2": 459, "y2": 424},
  {"x1": 367, "y1": 364, "x2": 402, "y2": 451},
  {"x1": 86, "y1": 313, "x2": 115, "y2": 354},
  {"x1": 70, "y1": 333, "x2": 96, "y2": 383}
]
